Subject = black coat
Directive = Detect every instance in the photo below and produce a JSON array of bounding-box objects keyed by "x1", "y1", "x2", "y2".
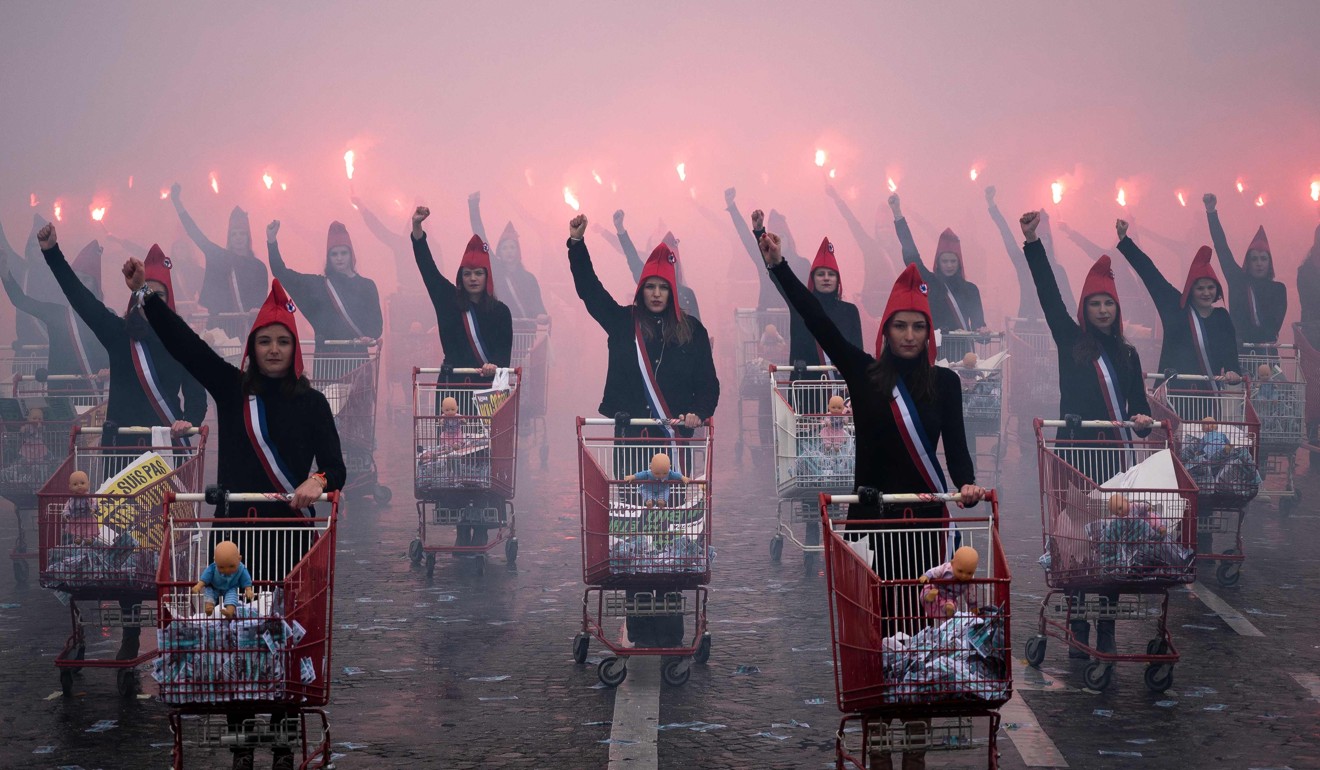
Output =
[
  {"x1": 2, "y1": 271, "x2": 109, "y2": 377},
  {"x1": 267, "y1": 241, "x2": 383, "y2": 345},
  {"x1": 569, "y1": 238, "x2": 720, "y2": 422},
  {"x1": 1206, "y1": 212, "x2": 1288, "y2": 344},
  {"x1": 412, "y1": 233, "x2": 513, "y2": 371},
  {"x1": 768, "y1": 268, "x2": 864, "y2": 365}
]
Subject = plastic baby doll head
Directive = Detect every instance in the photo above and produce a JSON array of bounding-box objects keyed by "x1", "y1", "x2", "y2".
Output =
[
  {"x1": 26, "y1": 408, "x2": 43, "y2": 424},
  {"x1": 1108, "y1": 493, "x2": 1130, "y2": 517},
  {"x1": 961, "y1": 352, "x2": 978, "y2": 369},
  {"x1": 1201, "y1": 417, "x2": 1217, "y2": 433},
  {"x1": 213, "y1": 540, "x2": 242, "y2": 576},
  {"x1": 68, "y1": 470, "x2": 89, "y2": 495},
  {"x1": 441, "y1": 397, "x2": 459, "y2": 417},
  {"x1": 761, "y1": 324, "x2": 782, "y2": 342},
  {"x1": 951, "y1": 546, "x2": 978, "y2": 581},
  {"x1": 649, "y1": 453, "x2": 672, "y2": 477},
  {"x1": 827, "y1": 395, "x2": 846, "y2": 415},
  {"x1": 1257, "y1": 363, "x2": 1272, "y2": 381}
]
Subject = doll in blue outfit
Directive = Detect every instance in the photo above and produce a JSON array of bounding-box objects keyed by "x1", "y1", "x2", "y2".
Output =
[
  {"x1": 192, "y1": 540, "x2": 254, "y2": 618},
  {"x1": 624, "y1": 452, "x2": 690, "y2": 508}
]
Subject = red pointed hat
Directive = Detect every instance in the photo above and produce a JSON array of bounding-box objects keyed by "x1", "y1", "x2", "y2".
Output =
[
  {"x1": 935, "y1": 228, "x2": 964, "y2": 275},
  {"x1": 144, "y1": 244, "x2": 176, "y2": 311},
  {"x1": 72, "y1": 240, "x2": 102, "y2": 283},
  {"x1": 811, "y1": 237, "x2": 842, "y2": 293},
  {"x1": 325, "y1": 221, "x2": 355, "y2": 270},
  {"x1": 660, "y1": 231, "x2": 687, "y2": 285},
  {"x1": 457, "y1": 234, "x2": 495, "y2": 296},
  {"x1": 880, "y1": 263, "x2": 936, "y2": 364},
  {"x1": 243, "y1": 279, "x2": 303, "y2": 378},
  {"x1": 1246, "y1": 225, "x2": 1274, "y2": 279},
  {"x1": 635, "y1": 242, "x2": 681, "y2": 319},
  {"x1": 1077, "y1": 255, "x2": 1121, "y2": 333},
  {"x1": 1180, "y1": 246, "x2": 1222, "y2": 308}
]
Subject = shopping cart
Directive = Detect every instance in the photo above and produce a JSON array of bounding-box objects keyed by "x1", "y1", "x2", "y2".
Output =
[
  {"x1": 1005, "y1": 317, "x2": 1058, "y2": 455},
  {"x1": 732, "y1": 307, "x2": 788, "y2": 461},
  {"x1": 307, "y1": 340, "x2": 389, "y2": 504},
  {"x1": 511, "y1": 318, "x2": 551, "y2": 468},
  {"x1": 1238, "y1": 342, "x2": 1308, "y2": 515},
  {"x1": 768, "y1": 364, "x2": 851, "y2": 575},
  {"x1": 0, "y1": 343, "x2": 49, "y2": 391},
  {"x1": 408, "y1": 367, "x2": 520, "y2": 577},
  {"x1": 156, "y1": 490, "x2": 338, "y2": 770},
  {"x1": 944, "y1": 331, "x2": 1007, "y2": 490},
  {"x1": 572, "y1": 417, "x2": 713, "y2": 688},
  {"x1": 1148, "y1": 375, "x2": 1260, "y2": 587},
  {"x1": 1026, "y1": 418, "x2": 1195, "y2": 692},
  {"x1": 38, "y1": 425, "x2": 208, "y2": 696},
  {"x1": 821, "y1": 490, "x2": 1011, "y2": 770}
]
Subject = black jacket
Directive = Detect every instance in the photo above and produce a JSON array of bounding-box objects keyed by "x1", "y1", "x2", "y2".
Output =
[
  {"x1": 767, "y1": 269, "x2": 864, "y2": 365},
  {"x1": 569, "y1": 238, "x2": 720, "y2": 422},
  {"x1": 267, "y1": 241, "x2": 383, "y2": 345},
  {"x1": 1118, "y1": 237, "x2": 1240, "y2": 378},
  {"x1": 769, "y1": 260, "x2": 975, "y2": 510},
  {"x1": 174, "y1": 205, "x2": 269, "y2": 313},
  {"x1": 143, "y1": 293, "x2": 346, "y2": 517},
  {"x1": 413, "y1": 233, "x2": 512, "y2": 370},
  {"x1": 895, "y1": 218, "x2": 984, "y2": 332},
  {"x1": 2, "y1": 271, "x2": 109, "y2": 377},
  {"x1": 1206, "y1": 212, "x2": 1288, "y2": 344},
  {"x1": 44, "y1": 245, "x2": 206, "y2": 429}
]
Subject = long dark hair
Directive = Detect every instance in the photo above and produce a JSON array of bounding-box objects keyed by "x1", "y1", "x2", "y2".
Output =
[
  {"x1": 1072, "y1": 313, "x2": 1133, "y2": 372},
  {"x1": 632, "y1": 304, "x2": 694, "y2": 347},
  {"x1": 867, "y1": 346, "x2": 938, "y2": 403},
  {"x1": 454, "y1": 268, "x2": 496, "y2": 308},
  {"x1": 240, "y1": 333, "x2": 310, "y2": 398}
]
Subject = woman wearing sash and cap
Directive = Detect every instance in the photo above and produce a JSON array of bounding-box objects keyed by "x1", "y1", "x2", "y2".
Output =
[
  {"x1": 39, "y1": 223, "x2": 207, "y2": 662},
  {"x1": 761, "y1": 228, "x2": 983, "y2": 770},
  {"x1": 411, "y1": 206, "x2": 513, "y2": 550},
  {"x1": 265, "y1": 220, "x2": 382, "y2": 380},
  {"x1": 566, "y1": 214, "x2": 720, "y2": 648},
  {"x1": 1203, "y1": 193, "x2": 1288, "y2": 346},
  {"x1": 1021, "y1": 211, "x2": 1154, "y2": 658}
]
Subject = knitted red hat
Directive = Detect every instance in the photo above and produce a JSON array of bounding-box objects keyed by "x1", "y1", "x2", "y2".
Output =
[
  {"x1": 457, "y1": 234, "x2": 495, "y2": 297},
  {"x1": 144, "y1": 244, "x2": 176, "y2": 311},
  {"x1": 635, "y1": 242, "x2": 681, "y2": 319},
  {"x1": 810, "y1": 237, "x2": 842, "y2": 294},
  {"x1": 72, "y1": 240, "x2": 102, "y2": 284},
  {"x1": 244, "y1": 279, "x2": 303, "y2": 378},
  {"x1": 935, "y1": 228, "x2": 964, "y2": 277},
  {"x1": 1077, "y1": 255, "x2": 1121, "y2": 334},
  {"x1": 1180, "y1": 246, "x2": 1222, "y2": 308},
  {"x1": 880, "y1": 263, "x2": 936, "y2": 364},
  {"x1": 1246, "y1": 225, "x2": 1274, "y2": 279},
  {"x1": 325, "y1": 221, "x2": 355, "y2": 271}
]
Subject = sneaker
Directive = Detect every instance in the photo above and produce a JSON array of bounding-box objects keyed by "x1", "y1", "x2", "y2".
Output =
[
  {"x1": 115, "y1": 636, "x2": 140, "y2": 661},
  {"x1": 231, "y1": 749, "x2": 254, "y2": 770},
  {"x1": 271, "y1": 750, "x2": 295, "y2": 770},
  {"x1": 1068, "y1": 621, "x2": 1090, "y2": 659}
]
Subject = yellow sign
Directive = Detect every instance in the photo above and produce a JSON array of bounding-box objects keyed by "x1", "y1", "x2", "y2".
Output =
[{"x1": 94, "y1": 451, "x2": 183, "y2": 550}]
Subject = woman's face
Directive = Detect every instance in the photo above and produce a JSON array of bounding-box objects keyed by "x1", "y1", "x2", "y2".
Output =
[
  {"x1": 496, "y1": 240, "x2": 519, "y2": 264},
  {"x1": 1085, "y1": 294, "x2": 1118, "y2": 332},
  {"x1": 812, "y1": 268, "x2": 839, "y2": 294},
  {"x1": 1245, "y1": 249, "x2": 1271, "y2": 279},
  {"x1": 886, "y1": 311, "x2": 929, "y2": 359},
  {"x1": 937, "y1": 251, "x2": 960, "y2": 277},
  {"x1": 461, "y1": 267, "x2": 487, "y2": 299},
  {"x1": 1192, "y1": 277, "x2": 1220, "y2": 310},
  {"x1": 227, "y1": 226, "x2": 249, "y2": 254},
  {"x1": 642, "y1": 277, "x2": 671, "y2": 313},
  {"x1": 327, "y1": 245, "x2": 354, "y2": 275},
  {"x1": 252, "y1": 324, "x2": 294, "y2": 378}
]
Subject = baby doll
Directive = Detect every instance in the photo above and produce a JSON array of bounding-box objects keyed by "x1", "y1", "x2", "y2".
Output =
[
  {"x1": 624, "y1": 452, "x2": 690, "y2": 509},
  {"x1": 192, "y1": 540, "x2": 254, "y2": 618},
  {"x1": 1196, "y1": 418, "x2": 1231, "y2": 463},
  {"x1": 19, "y1": 408, "x2": 49, "y2": 463},
  {"x1": 918, "y1": 546, "x2": 980, "y2": 618},
  {"x1": 758, "y1": 324, "x2": 789, "y2": 364},
  {"x1": 819, "y1": 395, "x2": 851, "y2": 454},
  {"x1": 439, "y1": 396, "x2": 464, "y2": 444},
  {"x1": 62, "y1": 470, "x2": 99, "y2": 545}
]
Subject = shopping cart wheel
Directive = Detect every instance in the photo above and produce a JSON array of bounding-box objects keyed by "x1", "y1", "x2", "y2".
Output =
[
  {"x1": 1083, "y1": 661, "x2": 1114, "y2": 691},
  {"x1": 408, "y1": 539, "x2": 423, "y2": 565},
  {"x1": 694, "y1": 633, "x2": 712, "y2": 664},
  {"x1": 1215, "y1": 551, "x2": 1241, "y2": 588},
  {"x1": 661, "y1": 658, "x2": 691, "y2": 687},
  {"x1": 59, "y1": 669, "x2": 73, "y2": 696},
  {"x1": 374, "y1": 485, "x2": 393, "y2": 505},
  {"x1": 1143, "y1": 663, "x2": 1174, "y2": 693},
  {"x1": 425, "y1": 553, "x2": 436, "y2": 579},
  {"x1": 13, "y1": 559, "x2": 28, "y2": 585},
  {"x1": 505, "y1": 538, "x2": 519, "y2": 565},
  {"x1": 769, "y1": 535, "x2": 783, "y2": 563},
  {"x1": 572, "y1": 634, "x2": 590, "y2": 664},
  {"x1": 116, "y1": 668, "x2": 136, "y2": 697},
  {"x1": 1025, "y1": 635, "x2": 1047, "y2": 668},
  {"x1": 598, "y1": 656, "x2": 627, "y2": 687},
  {"x1": 803, "y1": 551, "x2": 818, "y2": 578}
]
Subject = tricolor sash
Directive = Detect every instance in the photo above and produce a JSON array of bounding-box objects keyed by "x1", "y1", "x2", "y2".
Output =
[
  {"x1": 464, "y1": 309, "x2": 490, "y2": 366},
  {"x1": 67, "y1": 308, "x2": 95, "y2": 383},
  {"x1": 890, "y1": 378, "x2": 949, "y2": 494},
  {"x1": 1187, "y1": 309, "x2": 1220, "y2": 391},
  {"x1": 634, "y1": 321, "x2": 676, "y2": 439},
  {"x1": 1094, "y1": 348, "x2": 1137, "y2": 456},
  {"x1": 945, "y1": 287, "x2": 968, "y2": 331},
  {"x1": 245, "y1": 394, "x2": 300, "y2": 497},
  {"x1": 325, "y1": 278, "x2": 366, "y2": 339},
  {"x1": 131, "y1": 341, "x2": 181, "y2": 425},
  {"x1": 1246, "y1": 285, "x2": 1260, "y2": 328}
]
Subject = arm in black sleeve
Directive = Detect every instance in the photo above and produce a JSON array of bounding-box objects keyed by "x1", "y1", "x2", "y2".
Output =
[
  {"x1": 142, "y1": 292, "x2": 239, "y2": 396},
  {"x1": 467, "y1": 196, "x2": 489, "y2": 245},
  {"x1": 842, "y1": 304, "x2": 864, "y2": 352},
  {"x1": 618, "y1": 230, "x2": 645, "y2": 283},
  {"x1": 412, "y1": 232, "x2": 458, "y2": 319},
  {"x1": 1206, "y1": 211, "x2": 1244, "y2": 287},
  {"x1": 42, "y1": 245, "x2": 123, "y2": 348},
  {"x1": 767, "y1": 260, "x2": 871, "y2": 381},
  {"x1": 1125, "y1": 348, "x2": 1153, "y2": 435},
  {"x1": 180, "y1": 367, "x2": 208, "y2": 425},
  {"x1": 725, "y1": 201, "x2": 765, "y2": 270},
  {"x1": 172, "y1": 199, "x2": 224, "y2": 257},
  {"x1": 1024, "y1": 239, "x2": 1079, "y2": 346},
  {"x1": 311, "y1": 394, "x2": 347, "y2": 492},
  {"x1": 567, "y1": 238, "x2": 627, "y2": 331},
  {"x1": 937, "y1": 370, "x2": 976, "y2": 489},
  {"x1": 266, "y1": 241, "x2": 319, "y2": 298},
  {"x1": 893, "y1": 217, "x2": 934, "y2": 283},
  {"x1": 593, "y1": 228, "x2": 624, "y2": 255},
  {"x1": 1116, "y1": 237, "x2": 1181, "y2": 310},
  {"x1": 689, "y1": 325, "x2": 721, "y2": 420},
  {"x1": 2, "y1": 271, "x2": 57, "y2": 324},
  {"x1": 0, "y1": 218, "x2": 17, "y2": 260},
  {"x1": 492, "y1": 303, "x2": 514, "y2": 367},
  {"x1": 831, "y1": 195, "x2": 879, "y2": 256}
]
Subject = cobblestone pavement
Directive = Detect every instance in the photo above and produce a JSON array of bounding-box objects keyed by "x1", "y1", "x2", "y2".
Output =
[{"x1": 2, "y1": 399, "x2": 1319, "y2": 769}]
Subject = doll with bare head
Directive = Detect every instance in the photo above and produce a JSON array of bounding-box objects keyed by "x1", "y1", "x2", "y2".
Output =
[
  {"x1": 62, "y1": 470, "x2": 99, "y2": 545},
  {"x1": 192, "y1": 540, "x2": 254, "y2": 618}
]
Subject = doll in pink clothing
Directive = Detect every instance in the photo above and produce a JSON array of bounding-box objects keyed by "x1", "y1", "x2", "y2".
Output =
[
  {"x1": 818, "y1": 395, "x2": 851, "y2": 454},
  {"x1": 62, "y1": 470, "x2": 99, "y2": 545},
  {"x1": 918, "y1": 546, "x2": 980, "y2": 618}
]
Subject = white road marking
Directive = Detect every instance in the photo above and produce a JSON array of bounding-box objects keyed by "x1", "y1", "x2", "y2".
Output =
[
  {"x1": 607, "y1": 657, "x2": 660, "y2": 770},
  {"x1": 1013, "y1": 659, "x2": 1074, "y2": 692},
  {"x1": 1001, "y1": 692, "x2": 1068, "y2": 768},
  {"x1": 1290, "y1": 672, "x2": 1320, "y2": 700},
  {"x1": 1185, "y1": 582, "x2": 1264, "y2": 637}
]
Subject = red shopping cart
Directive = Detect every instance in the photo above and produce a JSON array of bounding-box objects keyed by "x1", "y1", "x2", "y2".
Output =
[
  {"x1": 945, "y1": 331, "x2": 1008, "y2": 490},
  {"x1": 38, "y1": 425, "x2": 208, "y2": 696},
  {"x1": 408, "y1": 367, "x2": 520, "y2": 577},
  {"x1": 307, "y1": 340, "x2": 388, "y2": 504},
  {"x1": 1239, "y1": 342, "x2": 1308, "y2": 514},
  {"x1": 156, "y1": 490, "x2": 339, "y2": 770},
  {"x1": 572, "y1": 417, "x2": 713, "y2": 688},
  {"x1": 733, "y1": 307, "x2": 788, "y2": 462},
  {"x1": 1026, "y1": 418, "x2": 1196, "y2": 692},
  {"x1": 821, "y1": 490, "x2": 1011, "y2": 769},
  {"x1": 511, "y1": 318, "x2": 551, "y2": 467}
]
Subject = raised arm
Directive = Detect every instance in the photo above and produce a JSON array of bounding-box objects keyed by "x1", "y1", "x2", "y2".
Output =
[
  {"x1": 1, "y1": 259, "x2": 58, "y2": 323},
  {"x1": 1019, "y1": 213, "x2": 1078, "y2": 345},
  {"x1": 890, "y1": 195, "x2": 934, "y2": 283},
  {"x1": 168, "y1": 184, "x2": 225, "y2": 258},
  {"x1": 986, "y1": 189, "x2": 1035, "y2": 316},
  {"x1": 763, "y1": 234, "x2": 870, "y2": 380},
  {"x1": 827, "y1": 184, "x2": 879, "y2": 255},
  {"x1": 566, "y1": 215, "x2": 627, "y2": 331},
  {"x1": 1115, "y1": 220, "x2": 1180, "y2": 309},
  {"x1": 723, "y1": 189, "x2": 765, "y2": 268},
  {"x1": 37, "y1": 225, "x2": 122, "y2": 347},
  {"x1": 613, "y1": 210, "x2": 645, "y2": 283},
  {"x1": 410, "y1": 207, "x2": 459, "y2": 316},
  {"x1": 139, "y1": 281, "x2": 238, "y2": 397},
  {"x1": 1058, "y1": 222, "x2": 1107, "y2": 262},
  {"x1": 1202, "y1": 194, "x2": 1244, "y2": 284},
  {"x1": 264, "y1": 221, "x2": 320, "y2": 298},
  {"x1": 467, "y1": 192, "x2": 489, "y2": 244}
]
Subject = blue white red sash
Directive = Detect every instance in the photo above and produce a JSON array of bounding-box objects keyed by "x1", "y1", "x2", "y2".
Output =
[
  {"x1": 245, "y1": 394, "x2": 299, "y2": 496},
  {"x1": 464, "y1": 309, "x2": 490, "y2": 366},
  {"x1": 1246, "y1": 285, "x2": 1260, "y2": 328},
  {"x1": 1187, "y1": 308, "x2": 1220, "y2": 391},
  {"x1": 131, "y1": 340, "x2": 184, "y2": 432},
  {"x1": 634, "y1": 321, "x2": 676, "y2": 439},
  {"x1": 890, "y1": 378, "x2": 949, "y2": 494},
  {"x1": 67, "y1": 308, "x2": 95, "y2": 382},
  {"x1": 945, "y1": 287, "x2": 968, "y2": 330},
  {"x1": 325, "y1": 277, "x2": 366, "y2": 339},
  {"x1": 1094, "y1": 347, "x2": 1136, "y2": 451}
]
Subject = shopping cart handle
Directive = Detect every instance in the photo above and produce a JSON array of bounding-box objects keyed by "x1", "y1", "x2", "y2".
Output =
[
  {"x1": 74, "y1": 425, "x2": 204, "y2": 436},
  {"x1": 1146, "y1": 372, "x2": 1213, "y2": 381},
  {"x1": 176, "y1": 490, "x2": 337, "y2": 503},
  {"x1": 826, "y1": 491, "x2": 970, "y2": 505},
  {"x1": 579, "y1": 417, "x2": 705, "y2": 427},
  {"x1": 415, "y1": 367, "x2": 509, "y2": 375},
  {"x1": 768, "y1": 364, "x2": 836, "y2": 373},
  {"x1": 1240, "y1": 342, "x2": 1291, "y2": 350},
  {"x1": 1037, "y1": 419, "x2": 1164, "y2": 429},
  {"x1": 17, "y1": 372, "x2": 94, "y2": 382}
]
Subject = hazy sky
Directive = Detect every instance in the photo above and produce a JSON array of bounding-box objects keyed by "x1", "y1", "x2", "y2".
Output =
[{"x1": 3, "y1": 1, "x2": 1318, "y2": 320}]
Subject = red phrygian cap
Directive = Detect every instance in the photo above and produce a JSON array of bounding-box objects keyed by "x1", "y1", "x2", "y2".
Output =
[
  {"x1": 1247, "y1": 225, "x2": 1275, "y2": 279},
  {"x1": 880, "y1": 263, "x2": 936, "y2": 365},
  {"x1": 325, "y1": 221, "x2": 355, "y2": 271},
  {"x1": 243, "y1": 279, "x2": 303, "y2": 378},
  {"x1": 1077, "y1": 255, "x2": 1122, "y2": 334},
  {"x1": 458, "y1": 234, "x2": 494, "y2": 296},
  {"x1": 660, "y1": 231, "x2": 687, "y2": 286},
  {"x1": 810, "y1": 237, "x2": 842, "y2": 294},
  {"x1": 935, "y1": 228, "x2": 964, "y2": 276},
  {"x1": 144, "y1": 244, "x2": 176, "y2": 311},
  {"x1": 72, "y1": 240, "x2": 102, "y2": 283},
  {"x1": 635, "y1": 242, "x2": 681, "y2": 320},
  {"x1": 1180, "y1": 246, "x2": 1222, "y2": 308}
]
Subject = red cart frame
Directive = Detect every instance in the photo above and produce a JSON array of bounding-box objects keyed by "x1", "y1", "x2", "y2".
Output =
[{"x1": 306, "y1": 340, "x2": 388, "y2": 504}]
